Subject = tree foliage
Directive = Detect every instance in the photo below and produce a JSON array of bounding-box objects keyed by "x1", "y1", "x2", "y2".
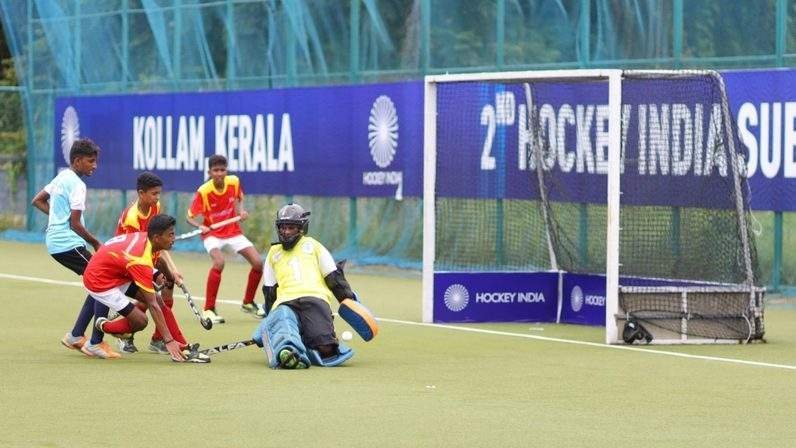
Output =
[{"x1": 0, "y1": 19, "x2": 26, "y2": 194}]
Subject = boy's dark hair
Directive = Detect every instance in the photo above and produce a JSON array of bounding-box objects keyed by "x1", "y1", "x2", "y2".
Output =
[
  {"x1": 69, "y1": 138, "x2": 100, "y2": 163},
  {"x1": 137, "y1": 172, "x2": 163, "y2": 192},
  {"x1": 148, "y1": 214, "x2": 176, "y2": 238},
  {"x1": 207, "y1": 154, "x2": 228, "y2": 169}
]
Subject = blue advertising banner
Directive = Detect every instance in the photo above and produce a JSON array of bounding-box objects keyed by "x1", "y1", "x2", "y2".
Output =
[
  {"x1": 54, "y1": 68, "x2": 796, "y2": 210},
  {"x1": 723, "y1": 69, "x2": 796, "y2": 211},
  {"x1": 435, "y1": 77, "x2": 743, "y2": 210},
  {"x1": 433, "y1": 271, "x2": 729, "y2": 325},
  {"x1": 560, "y1": 273, "x2": 606, "y2": 326},
  {"x1": 432, "y1": 69, "x2": 796, "y2": 211},
  {"x1": 54, "y1": 82, "x2": 423, "y2": 198},
  {"x1": 433, "y1": 272, "x2": 559, "y2": 323}
]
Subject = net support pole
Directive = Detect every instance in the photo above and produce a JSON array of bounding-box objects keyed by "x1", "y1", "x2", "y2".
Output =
[
  {"x1": 605, "y1": 70, "x2": 623, "y2": 344},
  {"x1": 525, "y1": 82, "x2": 558, "y2": 270},
  {"x1": 422, "y1": 78, "x2": 437, "y2": 323},
  {"x1": 716, "y1": 72, "x2": 754, "y2": 287},
  {"x1": 773, "y1": 211, "x2": 783, "y2": 290}
]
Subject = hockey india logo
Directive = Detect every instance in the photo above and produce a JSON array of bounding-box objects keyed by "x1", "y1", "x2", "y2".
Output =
[
  {"x1": 570, "y1": 285, "x2": 584, "y2": 312},
  {"x1": 61, "y1": 106, "x2": 80, "y2": 165},
  {"x1": 443, "y1": 283, "x2": 469, "y2": 312},
  {"x1": 368, "y1": 95, "x2": 399, "y2": 168}
]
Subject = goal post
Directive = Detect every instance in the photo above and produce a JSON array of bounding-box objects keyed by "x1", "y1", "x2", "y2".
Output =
[
  {"x1": 422, "y1": 76, "x2": 438, "y2": 324},
  {"x1": 423, "y1": 69, "x2": 623, "y2": 324},
  {"x1": 605, "y1": 72, "x2": 622, "y2": 345},
  {"x1": 423, "y1": 69, "x2": 765, "y2": 345}
]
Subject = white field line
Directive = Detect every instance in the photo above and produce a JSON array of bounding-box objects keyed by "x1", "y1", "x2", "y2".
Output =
[
  {"x1": 3, "y1": 272, "x2": 795, "y2": 371},
  {"x1": 377, "y1": 317, "x2": 796, "y2": 371}
]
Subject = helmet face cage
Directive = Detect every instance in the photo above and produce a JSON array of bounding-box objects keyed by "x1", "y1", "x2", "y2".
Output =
[{"x1": 275, "y1": 203, "x2": 310, "y2": 249}]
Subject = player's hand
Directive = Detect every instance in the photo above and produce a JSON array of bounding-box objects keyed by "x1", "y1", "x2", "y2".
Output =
[
  {"x1": 154, "y1": 271, "x2": 166, "y2": 288},
  {"x1": 199, "y1": 225, "x2": 211, "y2": 234},
  {"x1": 166, "y1": 340, "x2": 185, "y2": 362},
  {"x1": 239, "y1": 210, "x2": 249, "y2": 220},
  {"x1": 91, "y1": 241, "x2": 101, "y2": 251}
]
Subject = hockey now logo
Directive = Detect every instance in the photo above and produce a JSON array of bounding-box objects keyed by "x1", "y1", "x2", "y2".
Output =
[
  {"x1": 443, "y1": 283, "x2": 469, "y2": 312},
  {"x1": 61, "y1": 106, "x2": 80, "y2": 165},
  {"x1": 363, "y1": 95, "x2": 403, "y2": 200}
]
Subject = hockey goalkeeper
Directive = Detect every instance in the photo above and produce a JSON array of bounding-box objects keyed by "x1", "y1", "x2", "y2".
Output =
[{"x1": 252, "y1": 203, "x2": 378, "y2": 369}]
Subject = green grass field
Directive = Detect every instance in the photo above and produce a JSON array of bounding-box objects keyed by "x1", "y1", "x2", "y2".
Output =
[{"x1": 1, "y1": 240, "x2": 795, "y2": 447}]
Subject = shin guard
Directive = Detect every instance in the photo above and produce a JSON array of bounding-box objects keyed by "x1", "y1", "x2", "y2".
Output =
[
  {"x1": 307, "y1": 342, "x2": 354, "y2": 367},
  {"x1": 252, "y1": 305, "x2": 310, "y2": 369}
]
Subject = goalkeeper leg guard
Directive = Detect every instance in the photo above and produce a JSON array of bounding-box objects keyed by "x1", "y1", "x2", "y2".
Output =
[
  {"x1": 255, "y1": 305, "x2": 311, "y2": 369},
  {"x1": 306, "y1": 342, "x2": 354, "y2": 367}
]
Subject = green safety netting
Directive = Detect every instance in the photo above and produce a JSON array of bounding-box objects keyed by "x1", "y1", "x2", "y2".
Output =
[{"x1": 0, "y1": 0, "x2": 788, "y2": 269}]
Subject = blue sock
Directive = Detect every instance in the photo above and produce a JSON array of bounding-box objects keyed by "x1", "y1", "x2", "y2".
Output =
[
  {"x1": 70, "y1": 296, "x2": 94, "y2": 338},
  {"x1": 89, "y1": 301, "x2": 110, "y2": 345}
]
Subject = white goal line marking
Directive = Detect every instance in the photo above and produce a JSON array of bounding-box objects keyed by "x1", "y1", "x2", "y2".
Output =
[
  {"x1": 3, "y1": 272, "x2": 794, "y2": 371},
  {"x1": 377, "y1": 317, "x2": 796, "y2": 371}
]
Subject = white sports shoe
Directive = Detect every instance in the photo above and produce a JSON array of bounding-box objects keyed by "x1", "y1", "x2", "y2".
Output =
[
  {"x1": 181, "y1": 344, "x2": 211, "y2": 363},
  {"x1": 241, "y1": 302, "x2": 265, "y2": 318},
  {"x1": 202, "y1": 309, "x2": 225, "y2": 324}
]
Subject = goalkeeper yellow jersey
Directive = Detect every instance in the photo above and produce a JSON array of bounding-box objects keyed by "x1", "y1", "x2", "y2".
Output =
[{"x1": 264, "y1": 236, "x2": 337, "y2": 307}]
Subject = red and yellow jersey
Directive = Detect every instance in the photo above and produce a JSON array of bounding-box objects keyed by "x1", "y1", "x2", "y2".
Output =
[
  {"x1": 115, "y1": 200, "x2": 161, "y2": 236},
  {"x1": 188, "y1": 175, "x2": 243, "y2": 239},
  {"x1": 83, "y1": 232, "x2": 156, "y2": 293}
]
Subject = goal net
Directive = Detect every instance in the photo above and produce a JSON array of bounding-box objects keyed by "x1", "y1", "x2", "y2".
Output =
[{"x1": 423, "y1": 69, "x2": 765, "y2": 344}]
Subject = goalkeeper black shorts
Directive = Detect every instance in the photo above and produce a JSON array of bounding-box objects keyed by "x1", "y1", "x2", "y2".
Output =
[{"x1": 282, "y1": 297, "x2": 337, "y2": 349}]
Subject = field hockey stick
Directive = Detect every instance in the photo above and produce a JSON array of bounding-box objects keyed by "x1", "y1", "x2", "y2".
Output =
[
  {"x1": 200, "y1": 339, "x2": 257, "y2": 356},
  {"x1": 160, "y1": 250, "x2": 213, "y2": 330},
  {"x1": 175, "y1": 215, "x2": 242, "y2": 240}
]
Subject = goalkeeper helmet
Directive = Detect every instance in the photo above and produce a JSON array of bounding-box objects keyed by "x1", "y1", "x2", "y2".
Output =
[
  {"x1": 276, "y1": 203, "x2": 311, "y2": 250},
  {"x1": 622, "y1": 319, "x2": 653, "y2": 344}
]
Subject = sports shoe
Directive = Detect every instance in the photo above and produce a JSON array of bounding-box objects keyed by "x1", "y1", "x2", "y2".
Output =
[
  {"x1": 61, "y1": 332, "x2": 86, "y2": 351},
  {"x1": 94, "y1": 316, "x2": 132, "y2": 339},
  {"x1": 179, "y1": 343, "x2": 211, "y2": 363},
  {"x1": 149, "y1": 339, "x2": 169, "y2": 354},
  {"x1": 241, "y1": 302, "x2": 265, "y2": 318},
  {"x1": 80, "y1": 341, "x2": 122, "y2": 359},
  {"x1": 118, "y1": 337, "x2": 138, "y2": 354},
  {"x1": 202, "y1": 308, "x2": 225, "y2": 324},
  {"x1": 278, "y1": 348, "x2": 308, "y2": 369}
]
